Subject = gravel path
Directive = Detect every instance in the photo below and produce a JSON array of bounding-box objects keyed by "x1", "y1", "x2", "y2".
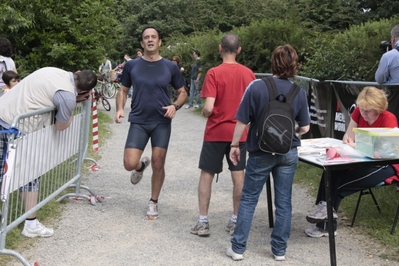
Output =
[{"x1": 8, "y1": 99, "x2": 398, "y2": 266}]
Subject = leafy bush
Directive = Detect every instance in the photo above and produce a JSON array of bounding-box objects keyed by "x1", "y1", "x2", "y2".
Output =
[
  {"x1": 301, "y1": 17, "x2": 399, "y2": 81},
  {"x1": 163, "y1": 19, "x2": 314, "y2": 76}
]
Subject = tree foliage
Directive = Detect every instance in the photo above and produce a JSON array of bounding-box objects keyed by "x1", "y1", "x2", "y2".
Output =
[
  {"x1": 358, "y1": 0, "x2": 399, "y2": 20},
  {"x1": 301, "y1": 17, "x2": 399, "y2": 81},
  {"x1": 297, "y1": 0, "x2": 362, "y2": 32},
  {"x1": 0, "y1": 0, "x2": 121, "y2": 76},
  {"x1": 0, "y1": 0, "x2": 397, "y2": 81}
]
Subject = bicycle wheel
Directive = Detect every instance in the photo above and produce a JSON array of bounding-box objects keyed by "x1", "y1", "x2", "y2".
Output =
[
  {"x1": 103, "y1": 82, "x2": 116, "y2": 99},
  {"x1": 101, "y1": 97, "x2": 111, "y2": 111}
]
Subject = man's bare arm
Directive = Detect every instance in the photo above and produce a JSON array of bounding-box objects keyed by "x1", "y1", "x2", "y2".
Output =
[
  {"x1": 115, "y1": 85, "x2": 130, "y2": 123},
  {"x1": 173, "y1": 86, "x2": 188, "y2": 108}
]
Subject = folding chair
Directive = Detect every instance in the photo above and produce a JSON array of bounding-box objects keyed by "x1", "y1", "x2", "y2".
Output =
[{"x1": 351, "y1": 181, "x2": 399, "y2": 235}]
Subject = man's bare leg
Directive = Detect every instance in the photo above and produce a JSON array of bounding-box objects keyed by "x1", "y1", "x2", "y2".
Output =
[
  {"x1": 146, "y1": 147, "x2": 167, "y2": 220},
  {"x1": 149, "y1": 147, "x2": 167, "y2": 201},
  {"x1": 123, "y1": 148, "x2": 144, "y2": 171},
  {"x1": 225, "y1": 170, "x2": 245, "y2": 235},
  {"x1": 231, "y1": 170, "x2": 245, "y2": 215},
  {"x1": 198, "y1": 170, "x2": 214, "y2": 216},
  {"x1": 190, "y1": 170, "x2": 214, "y2": 236}
]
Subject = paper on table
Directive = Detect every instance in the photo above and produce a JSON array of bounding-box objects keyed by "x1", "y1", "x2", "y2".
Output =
[
  {"x1": 336, "y1": 144, "x2": 366, "y2": 158},
  {"x1": 316, "y1": 157, "x2": 357, "y2": 164},
  {"x1": 297, "y1": 146, "x2": 326, "y2": 156}
]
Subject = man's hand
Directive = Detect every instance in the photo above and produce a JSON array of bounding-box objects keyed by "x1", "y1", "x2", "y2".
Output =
[
  {"x1": 229, "y1": 146, "x2": 240, "y2": 166},
  {"x1": 76, "y1": 91, "x2": 91, "y2": 102},
  {"x1": 162, "y1": 105, "x2": 177, "y2": 119},
  {"x1": 115, "y1": 110, "x2": 125, "y2": 123}
]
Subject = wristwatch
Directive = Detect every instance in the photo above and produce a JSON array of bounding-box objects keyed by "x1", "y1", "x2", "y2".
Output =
[{"x1": 173, "y1": 104, "x2": 180, "y2": 111}]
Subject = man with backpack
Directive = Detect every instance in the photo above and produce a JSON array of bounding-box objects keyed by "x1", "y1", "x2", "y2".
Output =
[{"x1": 226, "y1": 45, "x2": 310, "y2": 262}]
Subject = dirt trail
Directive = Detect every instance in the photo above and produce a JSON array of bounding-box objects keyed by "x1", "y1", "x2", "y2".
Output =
[{"x1": 7, "y1": 99, "x2": 397, "y2": 266}]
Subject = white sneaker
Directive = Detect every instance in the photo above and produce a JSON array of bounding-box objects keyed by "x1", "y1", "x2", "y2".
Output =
[
  {"x1": 190, "y1": 220, "x2": 210, "y2": 236},
  {"x1": 273, "y1": 254, "x2": 286, "y2": 261},
  {"x1": 21, "y1": 221, "x2": 54, "y2": 238},
  {"x1": 304, "y1": 226, "x2": 337, "y2": 238},
  {"x1": 146, "y1": 201, "x2": 159, "y2": 220},
  {"x1": 130, "y1": 156, "x2": 150, "y2": 185},
  {"x1": 306, "y1": 201, "x2": 338, "y2": 223},
  {"x1": 226, "y1": 246, "x2": 243, "y2": 261},
  {"x1": 185, "y1": 105, "x2": 192, "y2": 109}
]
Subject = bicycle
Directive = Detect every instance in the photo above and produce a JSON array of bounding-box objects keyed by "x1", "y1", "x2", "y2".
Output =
[
  {"x1": 94, "y1": 81, "x2": 111, "y2": 111},
  {"x1": 97, "y1": 76, "x2": 116, "y2": 99}
]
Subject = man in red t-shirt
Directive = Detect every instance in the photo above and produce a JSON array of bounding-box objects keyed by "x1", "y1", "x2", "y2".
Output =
[{"x1": 190, "y1": 34, "x2": 255, "y2": 237}]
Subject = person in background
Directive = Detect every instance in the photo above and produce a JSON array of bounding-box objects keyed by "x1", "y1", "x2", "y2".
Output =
[
  {"x1": 98, "y1": 55, "x2": 112, "y2": 80},
  {"x1": 172, "y1": 56, "x2": 184, "y2": 73},
  {"x1": 185, "y1": 50, "x2": 203, "y2": 109},
  {"x1": 1, "y1": 70, "x2": 20, "y2": 93},
  {"x1": 114, "y1": 26, "x2": 187, "y2": 220},
  {"x1": 0, "y1": 67, "x2": 97, "y2": 238},
  {"x1": 226, "y1": 44, "x2": 310, "y2": 261},
  {"x1": 0, "y1": 37, "x2": 17, "y2": 97},
  {"x1": 305, "y1": 86, "x2": 399, "y2": 237},
  {"x1": 136, "y1": 48, "x2": 143, "y2": 58},
  {"x1": 122, "y1": 53, "x2": 133, "y2": 98},
  {"x1": 124, "y1": 53, "x2": 132, "y2": 62},
  {"x1": 190, "y1": 34, "x2": 255, "y2": 237},
  {"x1": 375, "y1": 24, "x2": 399, "y2": 84}
]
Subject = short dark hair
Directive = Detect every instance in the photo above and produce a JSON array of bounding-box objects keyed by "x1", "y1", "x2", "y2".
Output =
[
  {"x1": 2, "y1": 70, "x2": 19, "y2": 86},
  {"x1": 0, "y1": 38, "x2": 13, "y2": 57},
  {"x1": 221, "y1": 34, "x2": 240, "y2": 54},
  {"x1": 172, "y1": 55, "x2": 180, "y2": 64},
  {"x1": 74, "y1": 70, "x2": 97, "y2": 91},
  {"x1": 194, "y1": 50, "x2": 201, "y2": 57},
  {"x1": 139, "y1": 26, "x2": 162, "y2": 41}
]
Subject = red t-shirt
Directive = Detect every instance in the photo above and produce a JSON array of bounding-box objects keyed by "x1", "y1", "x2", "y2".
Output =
[
  {"x1": 200, "y1": 63, "x2": 255, "y2": 142},
  {"x1": 351, "y1": 107, "x2": 398, "y2": 128},
  {"x1": 351, "y1": 106, "x2": 399, "y2": 183}
]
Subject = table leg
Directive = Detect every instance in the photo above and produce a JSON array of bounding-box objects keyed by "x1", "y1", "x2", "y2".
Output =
[
  {"x1": 324, "y1": 169, "x2": 337, "y2": 266},
  {"x1": 266, "y1": 176, "x2": 274, "y2": 228}
]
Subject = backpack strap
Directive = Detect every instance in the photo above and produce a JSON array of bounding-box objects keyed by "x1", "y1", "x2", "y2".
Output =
[
  {"x1": 262, "y1": 76, "x2": 300, "y2": 104},
  {"x1": 285, "y1": 83, "x2": 301, "y2": 105},
  {"x1": 262, "y1": 76, "x2": 278, "y2": 101}
]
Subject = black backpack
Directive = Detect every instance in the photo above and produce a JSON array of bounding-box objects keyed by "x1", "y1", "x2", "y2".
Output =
[{"x1": 256, "y1": 77, "x2": 300, "y2": 155}]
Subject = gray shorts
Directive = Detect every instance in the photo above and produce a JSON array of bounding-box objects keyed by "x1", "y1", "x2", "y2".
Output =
[
  {"x1": 198, "y1": 142, "x2": 246, "y2": 174},
  {"x1": 125, "y1": 123, "x2": 171, "y2": 150}
]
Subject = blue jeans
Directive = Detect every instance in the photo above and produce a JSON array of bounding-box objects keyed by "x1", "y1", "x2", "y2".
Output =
[
  {"x1": 231, "y1": 148, "x2": 298, "y2": 256},
  {"x1": 188, "y1": 79, "x2": 201, "y2": 107}
]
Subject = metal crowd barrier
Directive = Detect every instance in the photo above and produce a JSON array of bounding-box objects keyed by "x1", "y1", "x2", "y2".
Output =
[{"x1": 0, "y1": 99, "x2": 100, "y2": 265}]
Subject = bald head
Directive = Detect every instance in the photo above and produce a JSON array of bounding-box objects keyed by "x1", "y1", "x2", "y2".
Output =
[{"x1": 221, "y1": 34, "x2": 240, "y2": 54}]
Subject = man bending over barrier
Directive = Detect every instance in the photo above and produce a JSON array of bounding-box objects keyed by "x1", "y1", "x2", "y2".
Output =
[{"x1": 0, "y1": 67, "x2": 96, "y2": 237}]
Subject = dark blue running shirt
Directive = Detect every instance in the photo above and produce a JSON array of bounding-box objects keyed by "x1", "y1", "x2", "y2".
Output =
[{"x1": 121, "y1": 57, "x2": 185, "y2": 124}]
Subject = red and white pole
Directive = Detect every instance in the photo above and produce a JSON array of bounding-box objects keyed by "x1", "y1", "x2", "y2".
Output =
[{"x1": 92, "y1": 89, "x2": 99, "y2": 152}]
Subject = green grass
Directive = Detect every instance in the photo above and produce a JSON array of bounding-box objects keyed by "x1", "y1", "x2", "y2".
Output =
[{"x1": 1, "y1": 110, "x2": 112, "y2": 265}]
